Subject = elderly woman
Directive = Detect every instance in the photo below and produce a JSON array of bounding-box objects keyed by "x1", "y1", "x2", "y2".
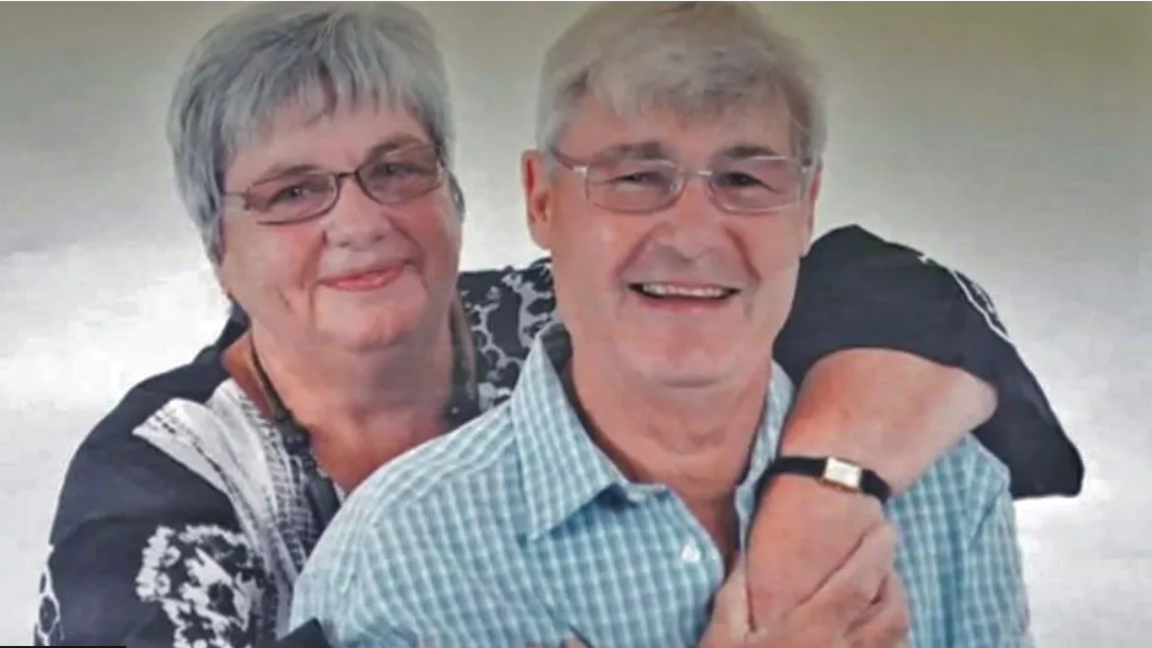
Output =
[{"x1": 36, "y1": 3, "x2": 1081, "y2": 648}]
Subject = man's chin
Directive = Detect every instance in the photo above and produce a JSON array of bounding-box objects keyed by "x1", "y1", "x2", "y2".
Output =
[{"x1": 627, "y1": 355, "x2": 735, "y2": 391}]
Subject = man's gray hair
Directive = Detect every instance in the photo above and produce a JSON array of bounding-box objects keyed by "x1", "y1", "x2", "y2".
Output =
[
  {"x1": 168, "y1": 1, "x2": 458, "y2": 262},
  {"x1": 535, "y1": 2, "x2": 826, "y2": 164}
]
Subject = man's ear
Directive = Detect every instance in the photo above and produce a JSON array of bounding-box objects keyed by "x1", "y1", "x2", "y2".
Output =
[{"x1": 522, "y1": 149, "x2": 554, "y2": 252}]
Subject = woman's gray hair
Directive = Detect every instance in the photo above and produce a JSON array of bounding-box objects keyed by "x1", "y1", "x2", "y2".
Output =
[
  {"x1": 168, "y1": 1, "x2": 460, "y2": 262},
  {"x1": 535, "y1": 2, "x2": 827, "y2": 164}
]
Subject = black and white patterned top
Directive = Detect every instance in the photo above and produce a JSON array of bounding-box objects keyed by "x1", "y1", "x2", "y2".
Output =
[{"x1": 35, "y1": 228, "x2": 1083, "y2": 648}]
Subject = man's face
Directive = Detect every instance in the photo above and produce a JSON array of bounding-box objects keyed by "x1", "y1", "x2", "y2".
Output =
[{"x1": 523, "y1": 96, "x2": 819, "y2": 390}]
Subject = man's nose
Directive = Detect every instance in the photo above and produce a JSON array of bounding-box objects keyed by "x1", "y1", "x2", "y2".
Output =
[{"x1": 650, "y1": 177, "x2": 727, "y2": 260}]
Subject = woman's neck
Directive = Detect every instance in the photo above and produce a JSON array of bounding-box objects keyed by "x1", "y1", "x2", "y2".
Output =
[{"x1": 223, "y1": 316, "x2": 461, "y2": 492}]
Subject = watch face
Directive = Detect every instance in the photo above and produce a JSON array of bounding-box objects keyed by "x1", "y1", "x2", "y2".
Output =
[{"x1": 822, "y1": 457, "x2": 864, "y2": 490}]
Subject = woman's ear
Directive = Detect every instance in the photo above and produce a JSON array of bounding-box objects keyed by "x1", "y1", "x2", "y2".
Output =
[
  {"x1": 799, "y1": 163, "x2": 823, "y2": 257},
  {"x1": 448, "y1": 173, "x2": 467, "y2": 220},
  {"x1": 522, "y1": 150, "x2": 554, "y2": 252}
]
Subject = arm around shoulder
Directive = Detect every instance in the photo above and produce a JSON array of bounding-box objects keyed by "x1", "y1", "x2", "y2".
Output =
[{"x1": 780, "y1": 225, "x2": 1082, "y2": 499}]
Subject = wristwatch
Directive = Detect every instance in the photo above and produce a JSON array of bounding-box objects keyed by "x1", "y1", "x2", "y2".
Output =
[{"x1": 766, "y1": 456, "x2": 892, "y2": 504}]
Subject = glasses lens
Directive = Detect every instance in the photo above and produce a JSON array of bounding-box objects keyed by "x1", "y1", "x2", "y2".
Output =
[
  {"x1": 585, "y1": 157, "x2": 679, "y2": 213},
  {"x1": 245, "y1": 174, "x2": 336, "y2": 224},
  {"x1": 358, "y1": 146, "x2": 444, "y2": 205},
  {"x1": 711, "y1": 157, "x2": 803, "y2": 212}
]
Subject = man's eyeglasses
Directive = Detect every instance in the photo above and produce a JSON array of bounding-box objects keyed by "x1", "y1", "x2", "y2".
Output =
[
  {"x1": 224, "y1": 144, "x2": 445, "y2": 225},
  {"x1": 549, "y1": 148, "x2": 814, "y2": 215}
]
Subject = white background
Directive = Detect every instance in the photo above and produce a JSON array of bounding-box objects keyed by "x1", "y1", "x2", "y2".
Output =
[{"x1": 1, "y1": 2, "x2": 1149, "y2": 645}]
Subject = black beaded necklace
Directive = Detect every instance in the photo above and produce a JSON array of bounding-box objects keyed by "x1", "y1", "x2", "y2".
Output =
[{"x1": 248, "y1": 315, "x2": 480, "y2": 530}]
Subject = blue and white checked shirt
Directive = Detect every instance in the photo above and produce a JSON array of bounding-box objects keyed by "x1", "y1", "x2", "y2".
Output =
[{"x1": 292, "y1": 324, "x2": 1032, "y2": 648}]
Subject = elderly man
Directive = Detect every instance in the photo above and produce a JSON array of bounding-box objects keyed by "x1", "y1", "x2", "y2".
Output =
[{"x1": 292, "y1": 3, "x2": 1032, "y2": 648}]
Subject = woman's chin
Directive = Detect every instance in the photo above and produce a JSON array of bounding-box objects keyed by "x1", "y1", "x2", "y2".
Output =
[
  {"x1": 318, "y1": 316, "x2": 423, "y2": 354},
  {"x1": 315, "y1": 281, "x2": 431, "y2": 344}
]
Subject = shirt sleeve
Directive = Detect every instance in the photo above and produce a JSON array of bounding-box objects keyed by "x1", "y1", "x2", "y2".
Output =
[
  {"x1": 952, "y1": 472, "x2": 1034, "y2": 647},
  {"x1": 35, "y1": 418, "x2": 268, "y2": 648},
  {"x1": 777, "y1": 225, "x2": 1084, "y2": 499}
]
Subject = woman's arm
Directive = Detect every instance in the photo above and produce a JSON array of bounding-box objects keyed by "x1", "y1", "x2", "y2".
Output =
[
  {"x1": 745, "y1": 225, "x2": 1081, "y2": 630},
  {"x1": 780, "y1": 348, "x2": 997, "y2": 493},
  {"x1": 37, "y1": 424, "x2": 267, "y2": 647},
  {"x1": 773, "y1": 226, "x2": 1081, "y2": 498},
  {"x1": 39, "y1": 517, "x2": 265, "y2": 647},
  {"x1": 746, "y1": 349, "x2": 994, "y2": 630}
]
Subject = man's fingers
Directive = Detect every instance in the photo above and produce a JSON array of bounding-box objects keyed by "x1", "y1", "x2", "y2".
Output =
[
  {"x1": 847, "y1": 573, "x2": 911, "y2": 648},
  {"x1": 805, "y1": 522, "x2": 897, "y2": 627},
  {"x1": 714, "y1": 557, "x2": 751, "y2": 629},
  {"x1": 699, "y1": 558, "x2": 752, "y2": 648}
]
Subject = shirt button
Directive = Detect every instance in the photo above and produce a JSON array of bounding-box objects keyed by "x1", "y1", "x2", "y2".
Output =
[{"x1": 679, "y1": 541, "x2": 702, "y2": 564}]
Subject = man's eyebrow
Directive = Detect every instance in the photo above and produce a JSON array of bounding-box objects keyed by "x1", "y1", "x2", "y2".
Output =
[
  {"x1": 588, "y1": 142, "x2": 794, "y2": 163},
  {"x1": 593, "y1": 141, "x2": 672, "y2": 160},
  {"x1": 719, "y1": 143, "x2": 789, "y2": 159}
]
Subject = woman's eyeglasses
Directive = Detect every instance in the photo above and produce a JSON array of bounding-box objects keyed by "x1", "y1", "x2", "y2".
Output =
[{"x1": 225, "y1": 144, "x2": 446, "y2": 225}]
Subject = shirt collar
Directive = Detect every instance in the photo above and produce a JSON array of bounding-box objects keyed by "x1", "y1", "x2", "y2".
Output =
[
  {"x1": 510, "y1": 323, "x2": 794, "y2": 542},
  {"x1": 510, "y1": 325, "x2": 629, "y2": 541}
]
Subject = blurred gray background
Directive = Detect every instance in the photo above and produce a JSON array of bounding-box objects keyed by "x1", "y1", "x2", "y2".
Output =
[{"x1": 1, "y1": 2, "x2": 1148, "y2": 645}]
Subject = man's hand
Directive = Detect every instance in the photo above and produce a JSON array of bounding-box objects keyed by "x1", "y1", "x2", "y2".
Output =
[
  {"x1": 557, "y1": 523, "x2": 909, "y2": 648},
  {"x1": 701, "y1": 522, "x2": 909, "y2": 648},
  {"x1": 744, "y1": 474, "x2": 886, "y2": 631}
]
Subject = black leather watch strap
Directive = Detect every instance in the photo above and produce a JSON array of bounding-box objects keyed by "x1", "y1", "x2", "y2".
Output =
[{"x1": 766, "y1": 456, "x2": 892, "y2": 504}]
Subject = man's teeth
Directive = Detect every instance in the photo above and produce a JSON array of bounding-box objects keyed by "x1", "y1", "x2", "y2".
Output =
[{"x1": 637, "y1": 283, "x2": 732, "y2": 299}]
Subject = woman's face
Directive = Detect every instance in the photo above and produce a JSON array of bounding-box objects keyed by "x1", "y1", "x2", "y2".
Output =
[{"x1": 217, "y1": 102, "x2": 462, "y2": 355}]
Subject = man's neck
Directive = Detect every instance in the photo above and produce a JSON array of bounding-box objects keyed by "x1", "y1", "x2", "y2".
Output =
[
  {"x1": 225, "y1": 320, "x2": 457, "y2": 491},
  {"x1": 568, "y1": 348, "x2": 773, "y2": 548}
]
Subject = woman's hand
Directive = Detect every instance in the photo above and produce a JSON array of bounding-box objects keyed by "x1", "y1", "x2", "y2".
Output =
[
  {"x1": 701, "y1": 522, "x2": 909, "y2": 648},
  {"x1": 744, "y1": 347, "x2": 995, "y2": 633},
  {"x1": 558, "y1": 523, "x2": 908, "y2": 648},
  {"x1": 743, "y1": 475, "x2": 886, "y2": 632}
]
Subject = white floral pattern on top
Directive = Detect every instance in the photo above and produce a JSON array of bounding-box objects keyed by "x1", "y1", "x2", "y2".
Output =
[
  {"x1": 135, "y1": 524, "x2": 268, "y2": 648},
  {"x1": 34, "y1": 553, "x2": 63, "y2": 646}
]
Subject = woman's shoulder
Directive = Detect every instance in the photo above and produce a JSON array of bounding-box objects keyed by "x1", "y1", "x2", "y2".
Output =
[
  {"x1": 49, "y1": 356, "x2": 241, "y2": 545},
  {"x1": 456, "y1": 256, "x2": 555, "y2": 305},
  {"x1": 457, "y1": 258, "x2": 559, "y2": 406},
  {"x1": 40, "y1": 352, "x2": 298, "y2": 646}
]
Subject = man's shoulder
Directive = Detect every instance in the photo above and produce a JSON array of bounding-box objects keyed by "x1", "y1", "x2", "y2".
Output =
[
  {"x1": 931, "y1": 435, "x2": 1011, "y2": 495},
  {"x1": 296, "y1": 406, "x2": 526, "y2": 627},
  {"x1": 890, "y1": 435, "x2": 1012, "y2": 532},
  {"x1": 339, "y1": 405, "x2": 522, "y2": 531}
]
